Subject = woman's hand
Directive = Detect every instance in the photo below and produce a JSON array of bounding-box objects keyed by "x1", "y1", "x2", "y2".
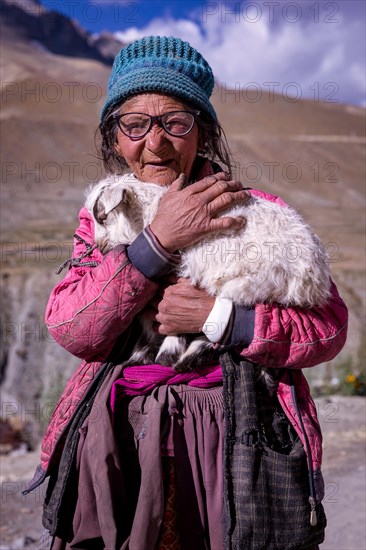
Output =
[
  {"x1": 149, "y1": 172, "x2": 249, "y2": 252},
  {"x1": 144, "y1": 277, "x2": 215, "y2": 335}
]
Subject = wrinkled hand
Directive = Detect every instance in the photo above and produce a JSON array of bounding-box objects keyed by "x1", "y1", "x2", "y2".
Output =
[
  {"x1": 143, "y1": 277, "x2": 215, "y2": 335},
  {"x1": 149, "y1": 172, "x2": 249, "y2": 252}
]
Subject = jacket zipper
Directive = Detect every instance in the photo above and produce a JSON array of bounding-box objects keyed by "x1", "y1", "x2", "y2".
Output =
[{"x1": 289, "y1": 371, "x2": 317, "y2": 526}]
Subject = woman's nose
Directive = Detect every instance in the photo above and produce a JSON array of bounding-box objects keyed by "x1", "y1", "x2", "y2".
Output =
[{"x1": 145, "y1": 123, "x2": 170, "y2": 151}]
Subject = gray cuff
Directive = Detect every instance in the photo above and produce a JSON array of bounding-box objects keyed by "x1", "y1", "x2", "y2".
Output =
[
  {"x1": 219, "y1": 305, "x2": 255, "y2": 348},
  {"x1": 127, "y1": 228, "x2": 179, "y2": 281}
]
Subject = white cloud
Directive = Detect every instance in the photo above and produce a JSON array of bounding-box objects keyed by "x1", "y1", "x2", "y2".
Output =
[{"x1": 113, "y1": 1, "x2": 365, "y2": 106}]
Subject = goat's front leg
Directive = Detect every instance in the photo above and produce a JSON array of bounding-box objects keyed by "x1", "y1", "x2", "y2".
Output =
[
  {"x1": 155, "y1": 335, "x2": 188, "y2": 367},
  {"x1": 126, "y1": 318, "x2": 163, "y2": 366},
  {"x1": 172, "y1": 335, "x2": 215, "y2": 372}
]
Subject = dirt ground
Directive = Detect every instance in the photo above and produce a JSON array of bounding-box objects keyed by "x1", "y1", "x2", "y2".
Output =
[{"x1": 0, "y1": 395, "x2": 365, "y2": 550}]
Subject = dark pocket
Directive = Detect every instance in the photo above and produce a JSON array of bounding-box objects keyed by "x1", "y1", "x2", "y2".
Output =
[
  {"x1": 230, "y1": 438, "x2": 326, "y2": 550},
  {"x1": 221, "y1": 352, "x2": 326, "y2": 550}
]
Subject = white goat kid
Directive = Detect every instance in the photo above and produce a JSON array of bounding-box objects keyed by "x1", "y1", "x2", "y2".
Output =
[{"x1": 85, "y1": 173, "x2": 331, "y2": 371}]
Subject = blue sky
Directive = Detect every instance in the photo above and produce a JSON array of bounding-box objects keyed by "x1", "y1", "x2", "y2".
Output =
[
  {"x1": 38, "y1": 0, "x2": 365, "y2": 106},
  {"x1": 39, "y1": 0, "x2": 207, "y2": 33}
]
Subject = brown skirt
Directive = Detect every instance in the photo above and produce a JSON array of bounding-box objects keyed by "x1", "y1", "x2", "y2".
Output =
[{"x1": 48, "y1": 384, "x2": 225, "y2": 550}]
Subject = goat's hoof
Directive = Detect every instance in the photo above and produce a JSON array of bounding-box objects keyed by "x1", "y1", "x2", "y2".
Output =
[
  {"x1": 128, "y1": 352, "x2": 158, "y2": 366},
  {"x1": 156, "y1": 352, "x2": 178, "y2": 367},
  {"x1": 172, "y1": 361, "x2": 194, "y2": 373}
]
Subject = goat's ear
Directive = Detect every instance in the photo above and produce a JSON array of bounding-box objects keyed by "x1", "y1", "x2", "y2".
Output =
[{"x1": 93, "y1": 187, "x2": 126, "y2": 224}]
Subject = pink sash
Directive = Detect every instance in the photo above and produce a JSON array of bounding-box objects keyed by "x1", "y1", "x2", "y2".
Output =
[{"x1": 110, "y1": 363, "x2": 223, "y2": 412}]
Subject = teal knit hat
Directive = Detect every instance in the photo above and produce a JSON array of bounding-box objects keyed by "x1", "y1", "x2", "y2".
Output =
[{"x1": 100, "y1": 35, "x2": 217, "y2": 122}]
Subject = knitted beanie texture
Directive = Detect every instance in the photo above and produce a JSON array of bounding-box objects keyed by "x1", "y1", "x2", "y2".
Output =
[{"x1": 100, "y1": 36, "x2": 217, "y2": 121}]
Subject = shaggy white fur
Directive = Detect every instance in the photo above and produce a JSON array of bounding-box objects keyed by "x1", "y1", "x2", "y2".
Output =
[{"x1": 85, "y1": 173, "x2": 331, "y2": 370}]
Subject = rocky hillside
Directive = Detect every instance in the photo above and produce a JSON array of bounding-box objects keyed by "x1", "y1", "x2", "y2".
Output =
[
  {"x1": 0, "y1": 0, "x2": 123, "y2": 63},
  {"x1": 1, "y1": 0, "x2": 365, "y2": 449}
]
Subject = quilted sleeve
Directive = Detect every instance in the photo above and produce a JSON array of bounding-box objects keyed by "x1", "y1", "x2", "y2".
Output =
[
  {"x1": 240, "y1": 280, "x2": 348, "y2": 369},
  {"x1": 45, "y1": 208, "x2": 159, "y2": 361}
]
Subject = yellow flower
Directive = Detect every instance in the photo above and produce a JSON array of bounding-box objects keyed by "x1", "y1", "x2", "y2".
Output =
[{"x1": 346, "y1": 374, "x2": 356, "y2": 383}]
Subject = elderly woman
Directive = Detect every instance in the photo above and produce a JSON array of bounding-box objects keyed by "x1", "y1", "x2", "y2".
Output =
[{"x1": 29, "y1": 36, "x2": 348, "y2": 550}]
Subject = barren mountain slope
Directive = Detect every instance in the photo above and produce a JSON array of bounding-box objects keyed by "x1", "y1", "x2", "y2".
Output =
[
  {"x1": 1, "y1": 39, "x2": 110, "y2": 235},
  {"x1": 1, "y1": 17, "x2": 365, "y2": 449}
]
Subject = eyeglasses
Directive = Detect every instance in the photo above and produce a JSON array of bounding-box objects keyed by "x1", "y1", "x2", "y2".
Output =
[{"x1": 114, "y1": 110, "x2": 200, "y2": 139}]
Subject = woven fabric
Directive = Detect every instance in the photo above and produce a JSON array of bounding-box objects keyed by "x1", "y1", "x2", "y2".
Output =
[
  {"x1": 221, "y1": 353, "x2": 326, "y2": 550},
  {"x1": 38, "y1": 528, "x2": 52, "y2": 550},
  {"x1": 100, "y1": 35, "x2": 217, "y2": 121},
  {"x1": 155, "y1": 457, "x2": 180, "y2": 550}
]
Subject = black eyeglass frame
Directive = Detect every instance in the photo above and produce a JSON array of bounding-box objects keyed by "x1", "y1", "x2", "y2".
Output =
[{"x1": 114, "y1": 110, "x2": 201, "y2": 139}]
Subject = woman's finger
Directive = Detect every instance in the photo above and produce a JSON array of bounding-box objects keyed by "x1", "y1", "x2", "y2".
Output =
[
  {"x1": 175, "y1": 276, "x2": 191, "y2": 285},
  {"x1": 168, "y1": 173, "x2": 187, "y2": 191},
  {"x1": 209, "y1": 216, "x2": 246, "y2": 232},
  {"x1": 200, "y1": 181, "x2": 246, "y2": 204},
  {"x1": 188, "y1": 172, "x2": 230, "y2": 194},
  {"x1": 208, "y1": 189, "x2": 250, "y2": 214}
]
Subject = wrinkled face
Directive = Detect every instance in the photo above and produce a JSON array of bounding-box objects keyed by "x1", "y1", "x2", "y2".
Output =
[{"x1": 114, "y1": 93, "x2": 200, "y2": 186}]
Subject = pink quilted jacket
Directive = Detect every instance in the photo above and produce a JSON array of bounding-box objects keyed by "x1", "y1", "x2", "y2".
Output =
[{"x1": 38, "y1": 189, "x2": 348, "y2": 493}]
